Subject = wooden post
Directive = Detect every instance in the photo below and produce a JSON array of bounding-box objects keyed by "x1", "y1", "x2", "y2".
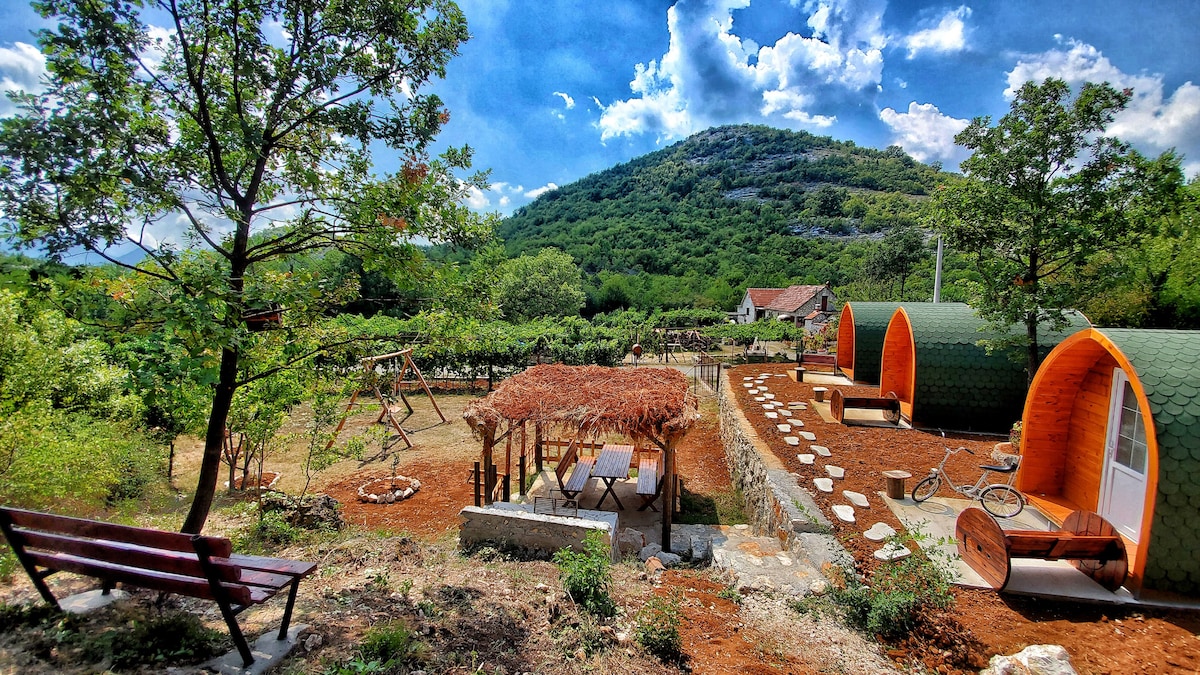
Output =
[
  {"x1": 534, "y1": 423, "x2": 544, "y2": 474},
  {"x1": 504, "y1": 425, "x2": 512, "y2": 501},
  {"x1": 662, "y1": 440, "x2": 676, "y2": 553},
  {"x1": 481, "y1": 424, "x2": 496, "y2": 505},
  {"x1": 473, "y1": 461, "x2": 481, "y2": 507},
  {"x1": 518, "y1": 422, "x2": 528, "y2": 497}
]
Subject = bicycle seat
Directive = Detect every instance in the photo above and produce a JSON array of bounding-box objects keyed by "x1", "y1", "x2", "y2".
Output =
[{"x1": 980, "y1": 463, "x2": 1017, "y2": 473}]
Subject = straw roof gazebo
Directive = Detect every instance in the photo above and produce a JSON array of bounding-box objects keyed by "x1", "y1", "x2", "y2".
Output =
[{"x1": 462, "y1": 364, "x2": 700, "y2": 551}]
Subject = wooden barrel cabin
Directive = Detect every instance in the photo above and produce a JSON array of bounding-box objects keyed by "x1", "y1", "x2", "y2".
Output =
[
  {"x1": 878, "y1": 303, "x2": 1089, "y2": 432},
  {"x1": 836, "y1": 302, "x2": 903, "y2": 384},
  {"x1": 1017, "y1": 328, "x2": 1200, "y2": 598}
]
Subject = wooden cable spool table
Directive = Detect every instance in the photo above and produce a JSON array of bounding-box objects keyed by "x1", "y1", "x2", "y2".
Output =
[
  {"x1": 829, "y1": 389, "x2": 901, "y2": 425},
  {"x1": 955, "y1": 508, "x2": 1127, "y2": 591}
]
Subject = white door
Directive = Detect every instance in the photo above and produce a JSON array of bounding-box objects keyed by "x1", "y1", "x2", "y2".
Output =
[{"x1": 1099, "y1": 369, "x2": 1149, "y2": 542}]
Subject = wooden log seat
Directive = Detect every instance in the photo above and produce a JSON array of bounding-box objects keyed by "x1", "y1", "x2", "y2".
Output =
[
  {"x1": 0, "y1": 506, "x2": 318, "y2": 667},
  {"x1": 554, "y1": 443, "x2": 595, "y2": 503},
  {"x1": 955, "y1": 508, "x2": 1127, "y2": 592},
  {"x1": 829, "y1": 389, "x2": 901, "y2": 424}
]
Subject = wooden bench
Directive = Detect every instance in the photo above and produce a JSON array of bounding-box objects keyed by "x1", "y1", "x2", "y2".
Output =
[
  {"x1": 0, "y1": 507, "x2": 317, "y2": 667},
  {"x1": 956, "y1": 508, "x2": 1127, "y2": 591},
  {"x1": 799, "y1": 352, "x2": 837, "y2": 370},
  {"x1": 829, "y1": 389, "x2": 901, "y2": 424},
  {"x1": 553, "y1": 443, "x2": 595, "y2": 504},
  {"x1": 636, "y1": 455, "x2": 666, "y2": 511}
]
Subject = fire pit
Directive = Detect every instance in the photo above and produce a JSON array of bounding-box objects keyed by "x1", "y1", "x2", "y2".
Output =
[{"x1": 356, "y1": 475, "x2": 421, "y2": 504}]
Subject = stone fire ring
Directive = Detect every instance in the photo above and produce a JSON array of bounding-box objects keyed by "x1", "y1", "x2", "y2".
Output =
[{"x1": 357, "y1": 475, "x2": 421, "y2": 504}]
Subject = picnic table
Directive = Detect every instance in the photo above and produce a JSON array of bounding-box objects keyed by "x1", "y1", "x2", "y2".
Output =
[{"x1": 593, "y1": 444, "x2": 634, "y2": 509}]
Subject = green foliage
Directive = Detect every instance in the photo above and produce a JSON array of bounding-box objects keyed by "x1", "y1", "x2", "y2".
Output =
[
  {"x1": 343, "y1": 620, "x2": 431, "y2": 672},
  {"x1": 553, "y1": 530, "x2": 616, "y2": 617},
  {"x1": 234, "y1": 509, "x2": 303, "y2": 553},
  {"x1": 79, "y1": 612, "x2": 227, "y2": 669},
  {"x1": 813, "y1": 546, "x2": 954, "y2": 639},
  {"x1": 932, "y1": 78, "x2": 1186, "y2": 373},
  {"x1": 496, "y1": 247, "x2": 587, "y2": 321},
  {"x1": 716, "y1": 585, "x2": 743, "y2": 604},
  {"x1": 634, "y1": 590, "x2": 683, "y2": 662}
]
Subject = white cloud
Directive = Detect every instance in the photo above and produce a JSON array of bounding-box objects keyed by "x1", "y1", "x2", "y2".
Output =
[
  {"x1": 903, "y1": 6, "x2": 971, "y2": 59},
  {"x1": 1007, "y1": 39, "x2": 1200, "y2": 178},
  {"x1": 878, "y1": 101, "x2": 969, "y2": 164},
  {"x1": 553, "y1": 91, "x2": 575, "y2": 109},
  {"x1": 0, "y1": 42, "x2": 46, "y2": 116},
  {"x1": 596, "y1": 0, "x2": 888, "y2": 143},
  {"x1": 525, "y1": 183, "x2": 559, "y2": 199}
]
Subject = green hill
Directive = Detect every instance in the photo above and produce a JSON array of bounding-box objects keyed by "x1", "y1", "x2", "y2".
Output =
[{"x1": 498, "y1": 124, "x2": 950, "y2": 311}]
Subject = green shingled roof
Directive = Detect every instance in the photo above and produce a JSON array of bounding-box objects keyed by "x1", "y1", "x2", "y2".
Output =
[
  {"x1": 1097, "y1": 328, "x2": 1200, "y2": 596},
  {"x1": 843, "y1": 302, "x2": 903, "y2": 385},
  {"x1": 901, "y1": 303, "x2": 1089, "y2": 433}
]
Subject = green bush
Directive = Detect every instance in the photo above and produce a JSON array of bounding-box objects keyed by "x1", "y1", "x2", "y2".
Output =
[
  {"x1": 634, "y1": 590, "x2": 683, "y2": 662},
  {"x1": 828, "y1": 546, "x2": 954, "y2": 639},
  {"x1": 552, "y1": 530, "x2": 615, "y2": 617},
  {"x1": 325, "y1": 620, "x2": 430, "y2": 675},
  {"x1": 79, "y1": 612, "x2": 227, "y2": 668},
  {"x1": 234, "y1": 509, "x2": 303, "y2": 552}
]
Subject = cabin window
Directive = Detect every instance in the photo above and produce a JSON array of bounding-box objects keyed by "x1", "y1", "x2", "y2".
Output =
[{"x1": 1115, "y1": 380, "x2": 1148, "y2": 474}]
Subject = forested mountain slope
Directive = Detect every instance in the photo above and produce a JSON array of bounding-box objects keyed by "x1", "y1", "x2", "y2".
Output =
[{"x1": 498, "y1": 125, "x2": 951, "y2": 310}]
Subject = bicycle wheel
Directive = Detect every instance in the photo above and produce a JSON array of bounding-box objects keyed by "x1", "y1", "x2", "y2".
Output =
[
  {"x1": 980, "y1": 485, "x2": 1025, "y2": 518},
  {"x1": 911, "y1": 476, "x2": 940, "y2": 502}
]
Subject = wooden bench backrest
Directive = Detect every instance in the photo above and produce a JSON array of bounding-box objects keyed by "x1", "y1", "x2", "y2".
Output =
[
  {"x1": 0, "y1": 507, "x2": 252, "y2": 605},
  {"x1": 554, "y1": 442, "x2": 579, "y2": 485}
]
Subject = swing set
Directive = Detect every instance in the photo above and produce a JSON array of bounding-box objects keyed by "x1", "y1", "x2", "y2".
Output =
[{"x1": 326, "y1": 349, "x2": 446, "y2": 450}]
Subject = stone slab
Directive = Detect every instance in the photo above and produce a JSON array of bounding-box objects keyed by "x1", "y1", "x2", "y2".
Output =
[
  {"x1": 864, "y1": 522, "x2": 896, "y2": 541},
  {"x1": 825, "y1": 465, "x2": 845, "y2": 479},
  {"x1": 831, "y1": 504, "x2": 856, "y2": 523},
  {"x1": 203, "y1": 624, "x2": 309, "y2": 675},
  {"x1": 799, "y1": 431, "x2": 817, "y2": 441},
  {"x1": 843, "y1": 490, "x2": 869, "y2": 508},
  {"x1": 796, "y1": 453, "x2": 814, "y2": 464},
  {"x1": 784, "y1": 437, "x2": 800, "y2": 446},
  {"x1": 812, "y1": 444, "x2": 831, "y2": 456},
  {"x1": 814, "y1": 478, "x2": 834, "y2": 493},
  {"x1": 60, "y1": 589, "x2": 130, "y2": 614}
]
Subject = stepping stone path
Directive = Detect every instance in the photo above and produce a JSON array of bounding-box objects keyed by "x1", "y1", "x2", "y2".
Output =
[
  {"x1": 765, "y1": 412, "x2": 778, "y2": 419},
  {"x1": 784, "y1": 437, "x2": 800, "y2": 446},
  {"x1": 874, "y1": 543, "x2": 911, "y2": 561},
  {"x1": 864, "y1": 523, "x2": 897, "y2": 542},
  {"x1": 776, "y1": 424, "x2": 792, "y2": 433},
  {"x1": 825, "y1": 465, "x2": 845, "y2": 479},
  {"x1": 796, "y1": 453, "x2": 814, "y2": 464},
  {"x1": 843, "y1": 491, "x2": 869, "y2": 508},
  {"x1": 799, "y1": 431, "x2": 817, "y2": 441},
  {"x1": 812, "y1": 445, "x2": 831, "y2": 457},
  {"x1": 813, "y1": 477, "x2": 834, "y2": 493},
  {"x1": 831, "y1": 504, "x2": 856, "y2": 523}
]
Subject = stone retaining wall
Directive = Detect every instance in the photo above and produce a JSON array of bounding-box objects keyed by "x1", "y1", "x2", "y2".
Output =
[
  {"x1": 718, "y1": 372, "x2": 850, "y2": 569},
  {"x1": 458, "y1": 503, "x2": 619, "y2": 562}
]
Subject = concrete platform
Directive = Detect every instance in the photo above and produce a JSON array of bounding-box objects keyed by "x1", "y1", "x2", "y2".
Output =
[
  {"x1": 880, "y1": 493, "x2": 1200, "y2": 608},
  {"x1": 201, "y1": 623, "x2": 308, "y2": 675}
]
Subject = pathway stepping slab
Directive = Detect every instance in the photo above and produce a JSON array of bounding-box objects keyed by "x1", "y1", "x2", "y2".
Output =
[
  {"x1": 864, "y1": 523, "x2": 896, "y2": 542},
  {"x1": 812, "y1": 445, "x2": 831, "y2": 457},
  {"x1": 776, "y1": 424, "x2": 792, "y2": 433},
  {"x1": 799, "y1": 431, "x2": 817, "y2": 441},
  {"x1": 790, "y1": 419, "x2": 804, "y2": 427},
  {"x1": 796, "y1": 453, "x2": 814, "y2": 464},
  {"x1": 788, "y1": 402, "x2": 806, "y2": 409},
  {"x1": 743, "y1": 383, "x2": 754, "y2": 388},
  {"x1": 825, "y1": 465, "x2": 845, "y2": 479},
  {"x1": 843, "y1": 491, "x2": 869, "y2": 508},
  {"x1": 763, "y1": 393, "x2": 776, "y2": 400},
  {"x1": 831, "y1": 504, "x2": 856, "y2": 523},
  {"x1": 778, "y1": 409, "x2": 792, "y2": 417},
  {"x1": 784, "y1": 437, "x2": 800, "y2": 447},
  {"x1": 813, "y1": 477, "x2": 834, "y2": 493},
  {"x1": 874, "y1": 543, "x2": 911, "y2": 561},
  {"x1": 765, "y1": 412, "x2": 778, "y2": 419},
  {"x1": 754, "y1": 397, "x2": 765, "y2": 402}
]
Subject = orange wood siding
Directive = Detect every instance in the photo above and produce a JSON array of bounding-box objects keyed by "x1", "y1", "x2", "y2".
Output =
[
  {"x1": 879, "y1": 311, "x2": 914, "y2": 418},
  {"x1": 1061, "y1": 356, "x2": 1116, "y2": 509},
  {"x1": 836, "y1": 306, "x2": 855, "y2": 375}
]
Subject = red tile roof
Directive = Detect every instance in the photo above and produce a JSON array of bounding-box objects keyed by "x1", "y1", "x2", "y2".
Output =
[
  {"x1": 765, "y1": 285, "x2": 826, "y2": 312},
  {"x1": 745, "y1": 288, "x2": 784, "y2": 308}
]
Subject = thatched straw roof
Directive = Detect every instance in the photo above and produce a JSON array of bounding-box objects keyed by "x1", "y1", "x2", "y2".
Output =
[{"x1": 462, "y1": 364, "x2": 699, "y2": 444}]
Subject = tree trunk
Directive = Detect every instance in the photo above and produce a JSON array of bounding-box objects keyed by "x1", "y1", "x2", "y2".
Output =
[
  {"x1": 1025, "y1": 315, "x2": 1040, "y2": 388},
  {"x1": 182, "y1": 346, "x2": 239, "y2": 534}
]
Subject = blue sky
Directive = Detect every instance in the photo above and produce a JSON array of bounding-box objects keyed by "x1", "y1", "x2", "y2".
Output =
[{"x1": 2, "y1": 0, "x2": 1199, "y2": 219}]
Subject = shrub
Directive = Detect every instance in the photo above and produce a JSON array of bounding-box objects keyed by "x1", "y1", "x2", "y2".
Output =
[
  {"x1": 358, "y1": 620, "x2": 430, "y2": 668},
  {"x1": 79, "y1": 612, "x2": 227, "y2": 669},
  {"x1": 552, "y1": 530, "x2": 615, "y2": 617},
  {"x1": 827, "y1": 544, "x2": 954, "y2": 639},
  {"x1": 634, "y1": 590, "x2": 683, "y2": 662}
]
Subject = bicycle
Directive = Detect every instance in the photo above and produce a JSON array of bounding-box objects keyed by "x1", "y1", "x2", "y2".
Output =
[{"x1": 911, "y1": 433, "x2": 1026, "y2": 518}]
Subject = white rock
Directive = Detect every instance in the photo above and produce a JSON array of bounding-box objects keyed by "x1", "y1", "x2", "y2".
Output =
[
  {"x1": 773, "y1": 373, "x2": 786, "y2": 377},
  {"x1": 843, "y1": 490, "x2": 869, "y2": 508},
  {"x1": 981, "y1": 645, "x2": 1078, "y2": 675},
  {"x1": 813, "y1": 478, "x2": 834, "y2": 493},
  {"x1": 778, "y1": 409, "x2": 792, "y2": 417},
  {"x1": 784, "y1": 437, "x2": 800, "y2": 446},
  {"x1": 831, "y1": 504, "x2": 856, "y2": 522},
  {"x1": 754, "y1": 396, "x2": 766, "y2": 402},
  {"x1": 763, "y1": 393, "x2": 776, "y2": 400},
  {"x1": 790, "y1": 419, "x2": 804, "y2": 428},
  {"x1": 825, "y1": 465, "x2": 845, "y2": 479},
  {"x1": 411, "y1": 479, "x2": 421, "y2": 490},
  {"x1": 763, "y1": 403, "x2": 776, "y2": 409},
  {"x1": 765, "y1": 412, "x2": 778, "y2": 419},
  {"x1": 799, "y1": 431, "x2": 817, "y2": 441},
  {"x1": 874, "y1": 543, "x2": 911, "y2": 561},
  {"x1": 618, "y1": 528, "x2": 647, "y2": 557},
  {"x1": 401, "y1": 487, "x2": 415, "y2": 499},
  {"x1": 797, "y1": 453, "x2": 814, "y2": 464},
  {"x1": 743, "y1": 383, "x2": 753, "y2": 388},
  {"x1": 743, "y1": 376, "x2": 753, "y2": 381},
  {"x1": 808, "y1": 580, "x2": 829, "y2": 595},
  {"x1": 777, "y1": 424, "x2": 792, "y2": 432},
  {"x1": 864, "y1": 523, "x2": 897, "y2": 542},
  {"x1": 812, "y1": 445, "x2": 831, "y2": 457}
]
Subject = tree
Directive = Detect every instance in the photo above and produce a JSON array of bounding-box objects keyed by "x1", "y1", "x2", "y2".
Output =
[
  {"x1": 862, "y1": 224, "x2": 928, "y2": 300},
  {"x1": 0, "y1": 0, "x2": 493, "y2": 532},
  {"x1": 931, "y1": 78, "x2": 1183, "y2": 383},
  {"x1": 496, "y1": 248, "x2": 586, "y2": 322}
]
